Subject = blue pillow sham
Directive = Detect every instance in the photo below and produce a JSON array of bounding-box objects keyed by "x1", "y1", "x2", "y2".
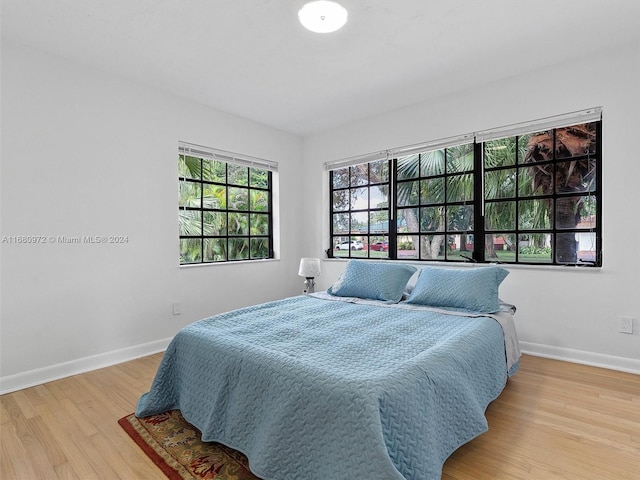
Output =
[
  {"x1": 327, "y1": 261, "x2": 417, "y2": 303},
  {"x1": 405, "y1": 266, "x2": 509, "y2": 313}
]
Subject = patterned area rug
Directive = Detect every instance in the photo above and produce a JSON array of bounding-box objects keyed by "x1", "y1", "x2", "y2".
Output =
[{"x1": 118, "y1": 410, "x2": 262, "y2": 480}]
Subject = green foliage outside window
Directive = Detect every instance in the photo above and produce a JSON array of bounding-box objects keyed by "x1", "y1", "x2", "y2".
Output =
[
  {"x1": 330, "y1": 120, "x2": 601, "y2": 266},
  {"x1": 179, "y1": 153, "x2": 272, "y2": 264}
]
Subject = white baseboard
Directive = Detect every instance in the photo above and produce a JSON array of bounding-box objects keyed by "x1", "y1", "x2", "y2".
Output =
[
  {"x1": 2, "y1": 339, "x2": 637, "y2": 395},
  {"x1": 520, "y1": 341, "x2": 640, "y2": 375},
  {"x1": 0, "y1": 338, "x2": 172, "y2": 395}
]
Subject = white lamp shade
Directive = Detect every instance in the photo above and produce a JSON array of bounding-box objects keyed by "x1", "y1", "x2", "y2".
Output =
[
  {"x1": 298, "y1": 1, "x2": 348, "y2": 33},
  {"x1": 298, "y1": 257, "x2": 321, "y2": 277}
]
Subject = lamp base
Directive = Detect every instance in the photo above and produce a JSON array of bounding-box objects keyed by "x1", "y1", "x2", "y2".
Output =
[{"x1": 303, "y1": 277, "x2": 316, "y2": 294}]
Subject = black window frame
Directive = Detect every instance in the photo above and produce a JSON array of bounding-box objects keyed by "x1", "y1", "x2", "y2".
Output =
[
  {"x1": 329, "y1": 117, "x2": 602, "y2": 267},
  {"x1": 481, "y1": 121, "x2": 602, "y2": 266},
  {"x1": 179, "y1": 146, "x2": 274, "y2": 265},
  {"x1": 329, "y1": 159, "x2": 392, "y2": 260}
]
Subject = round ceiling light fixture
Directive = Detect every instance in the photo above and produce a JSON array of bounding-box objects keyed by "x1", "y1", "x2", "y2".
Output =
[{"x1": 298, "y1": 1, "x2": 348, "y2": 33}]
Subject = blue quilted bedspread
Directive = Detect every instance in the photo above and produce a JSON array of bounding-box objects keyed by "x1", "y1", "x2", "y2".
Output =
[{"x1": 136, "y1": 295, "x2": 509, "y2": 480}]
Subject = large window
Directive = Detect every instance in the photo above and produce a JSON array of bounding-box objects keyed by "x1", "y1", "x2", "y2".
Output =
[
  {"x1": 328, "y1": 109, "x2": 602, "y2": 267},
  {"x1": 179, "y1": 142, "x2": 275, "y2": 265}
]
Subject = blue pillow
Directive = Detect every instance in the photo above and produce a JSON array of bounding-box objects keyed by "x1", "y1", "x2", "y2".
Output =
[
  {"x1": 327, "y1": 261, "x2": 417, "y2": 303},
  {"x1": 405, "y1": 266, "x2": 509, "y2": 313}
]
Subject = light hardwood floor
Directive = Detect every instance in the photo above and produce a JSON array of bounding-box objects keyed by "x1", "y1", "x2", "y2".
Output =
[{"x1": 1, "y1": 354, "x2": 639, "y2": 479}]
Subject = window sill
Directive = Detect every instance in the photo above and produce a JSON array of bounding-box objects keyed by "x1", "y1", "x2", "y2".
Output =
[{"x1": 179, "y1": 258, "x2": 280, "y2": 269}]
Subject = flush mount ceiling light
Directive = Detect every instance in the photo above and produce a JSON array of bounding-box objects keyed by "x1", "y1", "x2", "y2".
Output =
[{"x1": 298, "y1": 1, "x2": 348, "y2": 33}]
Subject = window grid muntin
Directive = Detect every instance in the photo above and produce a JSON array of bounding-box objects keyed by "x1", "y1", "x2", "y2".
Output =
[
  {"x1": 179, "y1": 154, "x2": 273, "y2": 265},
  {"x1": 330, "y1": 161, "x2": 391, "y2": 259},
  {"x1": 328, "y1": 120, "x2": 601, "y2": 267},
  {"x1": 395, "y1": 148, "x2": 475, "y2": 262},
  {"x1": 482, "y1": 121, "x2": 600, "y2": 265}
]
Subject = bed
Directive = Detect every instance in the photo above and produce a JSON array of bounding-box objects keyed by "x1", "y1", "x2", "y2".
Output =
[{"x1": 136, "y1": 262, "x2": 520, "y2": 480}]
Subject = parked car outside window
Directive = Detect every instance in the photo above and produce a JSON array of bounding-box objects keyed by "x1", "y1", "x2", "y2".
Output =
[
  {"x1": 370, "y1": 241, "x2": 388, "y2": 252},
  {"x1": 335, "y1": 240, "x2": 363, "y2": 250}
]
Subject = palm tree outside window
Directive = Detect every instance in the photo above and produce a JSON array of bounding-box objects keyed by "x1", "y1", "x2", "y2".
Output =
[
  {"x1": 328, "y1": 110, "x2": 602, "y2": 267},
  {"x1": 178, "y1": 142, "x2": 275, "y2": 265}
]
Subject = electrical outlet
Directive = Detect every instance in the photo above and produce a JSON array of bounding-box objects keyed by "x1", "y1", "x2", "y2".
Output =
[
  {"x1": 173, "y1": 302, "x2": 182, "y2": 315},
  {"x1": 618, "y1": 316, "x2": 633, "y2": 334}
]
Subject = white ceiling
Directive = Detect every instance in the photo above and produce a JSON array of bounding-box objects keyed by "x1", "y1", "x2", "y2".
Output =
[{"x1": 2, "y1": 0, "x2": 639, "y2": 135}]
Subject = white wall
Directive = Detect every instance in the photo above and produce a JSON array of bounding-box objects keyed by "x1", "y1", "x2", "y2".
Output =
[
  {"x1": 0, "y1": 42, "x2": 304, "y2": 392},
  {"x1": 2, "y1": 39, "x2": 638, "y2": 394},
  {"x1": 302, "y1": 42, "x2": 640, "y2": 373}
]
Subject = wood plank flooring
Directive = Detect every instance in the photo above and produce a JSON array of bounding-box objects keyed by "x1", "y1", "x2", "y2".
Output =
[{"x1": 1, "y1": 354, "x2": 639, "y2": 479}]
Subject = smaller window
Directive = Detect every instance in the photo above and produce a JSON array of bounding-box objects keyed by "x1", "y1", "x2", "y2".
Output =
[{"x1": 178, "y1": 143, "x2": 275, "y2": 265}]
